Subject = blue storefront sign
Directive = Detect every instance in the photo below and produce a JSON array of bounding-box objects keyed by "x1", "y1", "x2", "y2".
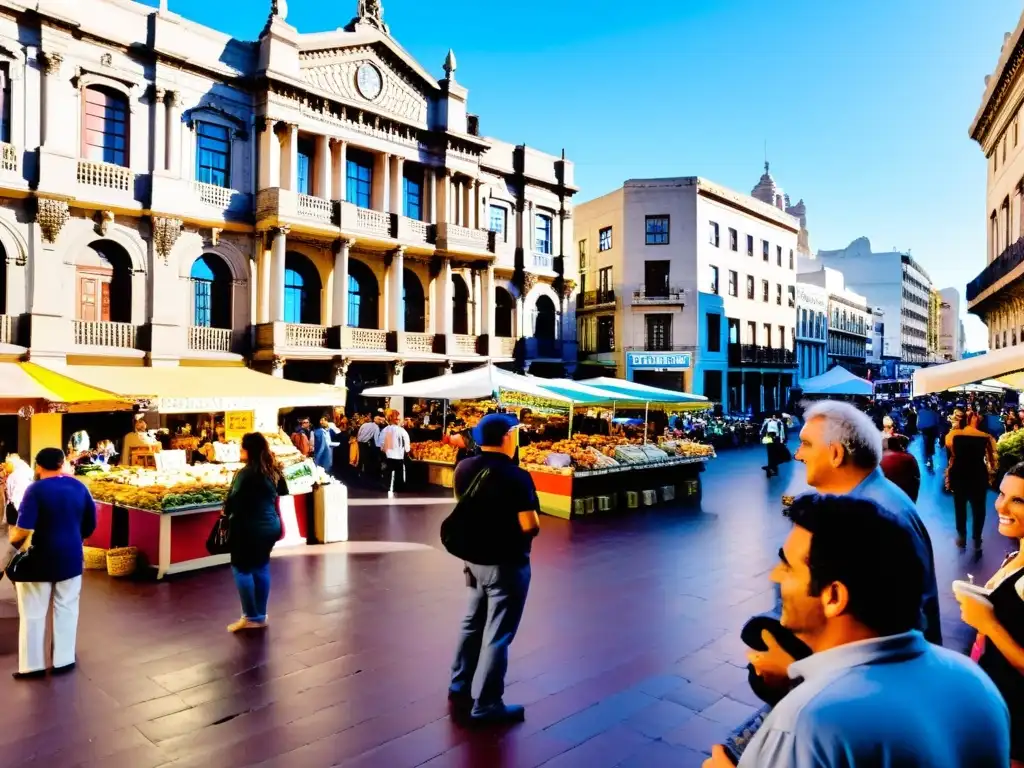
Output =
[{"x1": 625, "y1": 351, "x2": 691, "y2": 380}]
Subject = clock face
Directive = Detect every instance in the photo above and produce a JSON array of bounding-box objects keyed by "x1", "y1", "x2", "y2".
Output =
[{"x1": 356, "y1": 63, "x2": 383, "y2": 101}]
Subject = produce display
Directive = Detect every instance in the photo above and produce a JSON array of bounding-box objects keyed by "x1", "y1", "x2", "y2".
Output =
[
  {"x1": 519, "y1": 435, "x2": 712, "y2": 475},
  {"x1": 410, "y1": 441, "x2": 458, "y2": 464},
  {"x1": 659, "y1": 440, "x2": 717, "y2": 459},
  {"x1": 85, "y1": 464, "x2": 237, "y2": 511}
]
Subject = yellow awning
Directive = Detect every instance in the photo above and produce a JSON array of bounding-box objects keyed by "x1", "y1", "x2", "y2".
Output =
[
  {"x1": 54, "y1": 365, "x2": 346, "y2": 414},
  {"x1": 0, "y1": 362, "x2": 134, "y2": 415}
]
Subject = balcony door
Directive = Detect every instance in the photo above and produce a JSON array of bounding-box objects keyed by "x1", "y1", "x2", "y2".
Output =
[
  {"x1": 645, "y1": 314, "x2": 672, "y2": 351},
  {"x1": 534, "y1": 295, "x2": 556, "y2": 340},
  {"x1": 495, "y1": 287, "x2": 514, "y2": 337},
  {"x1": 348, "y1": 258, "x2": 379, "y2": 329},
  {"x1": 452, "y1": 275, "x2": 470, "y2": 335},
  {"x1": 190, "y1": 254, "x2": 232, "y2": 329},
  {"x1": 75, "y1": 240, "x2": 132, "y2": 323},
  {"x1": 644, "y1": 260, "x2": 669, "y2": 298},
  {"x1": 403, "y1": 269, "x2": 426, "y2": 333},
  {"x1": 283, "y1": 251, "x2": 322, "y2": 325}
]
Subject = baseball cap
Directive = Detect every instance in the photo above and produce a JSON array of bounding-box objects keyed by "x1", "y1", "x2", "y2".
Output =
[
  {"x1": 35, "y1": 447, "x2": 66, "y2": 471},
  {"x1": 473, "y1": 413, "x2": 519, "y2": 447}
]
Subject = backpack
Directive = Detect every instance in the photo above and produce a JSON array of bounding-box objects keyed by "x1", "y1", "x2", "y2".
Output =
[{"x1": 439, "y1": 467, "x2": 492, "y2": 562}]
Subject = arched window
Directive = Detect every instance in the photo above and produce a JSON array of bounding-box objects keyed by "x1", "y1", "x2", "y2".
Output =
[
  {"x1": 83, "y1": 85, "x2": 129, "y2": 166},
  {"x1": 452, "y1": 274, "x2": 469, "y2": 335},
  {"x1": 75, "y1": 240, "x2": 133, "y2": 323},
  {"x1": 495, "y1": 287, "x2": 514, "y2": 338},
  {"x1": 534, "y1": 295, "x2": 556, "y2": 339},
  {"x1": 190, "y1": 254, "x2": 232, "y2": 329},
  {"x1": 347, "y1": 259, "x2": 379, "y2": 329},
  {"x1": 283, "y1": 252, "x2": 321, "y2": 325},
  {"x1": 403, "y1": 269, "x2": 426, "y2": 333}
]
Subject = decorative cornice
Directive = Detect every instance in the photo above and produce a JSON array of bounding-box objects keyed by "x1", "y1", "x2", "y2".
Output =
[
  {"x1": 36, "y1": 198, "x2": 69, "y2": 244},
  {"x1": 973, "y1": 32, "x2": 1024, "y2": 144},
  {"x1": 39, "y1": 51, "x2": 62, "y2": 77},
  {"x1": 522, "y1": 271, "x2": 538, "y2": 296}
]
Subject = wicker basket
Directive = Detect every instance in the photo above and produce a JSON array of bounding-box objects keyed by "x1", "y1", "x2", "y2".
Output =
[
  {"x1": 83, "y1": 546, "x2": 107, "y2": 571},
  {"x1": 106, "y1": 546, "x2": 138, "y2": 578}
]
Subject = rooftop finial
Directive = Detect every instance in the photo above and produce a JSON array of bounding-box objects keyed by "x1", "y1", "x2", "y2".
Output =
[
  {"x1": 764, "y1": 160, "x2": 770, "y2": 174},
  {"x1": 260, "y1": 0, "x2": 288, "y2": 36},
  {"x1": 349, "y1": 0, "x2": 388, "y2": 33},
  {"x1": 443, "y1": 49, "x2": 457, "y2": 80}
]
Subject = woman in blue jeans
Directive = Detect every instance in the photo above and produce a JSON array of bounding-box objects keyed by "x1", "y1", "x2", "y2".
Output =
[{"x1": 225, "y1": 432, "x2": 285, "y2": 632}]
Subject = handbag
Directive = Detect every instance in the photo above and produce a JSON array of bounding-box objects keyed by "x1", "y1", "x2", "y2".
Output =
[
  {"x1": 440, "y1": 468, "x2": 491, "y2": 562},
  {"x1": 205, "y1": 514, "x2": 231, "y2": 555},
  {"x1": 5, "y1": 544, "x2": 32, "y2": 583}
]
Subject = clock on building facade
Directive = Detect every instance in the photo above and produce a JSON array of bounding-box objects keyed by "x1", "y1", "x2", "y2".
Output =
[{"x1": 355, "y1": 63, "x2": 383, "y2": 101}]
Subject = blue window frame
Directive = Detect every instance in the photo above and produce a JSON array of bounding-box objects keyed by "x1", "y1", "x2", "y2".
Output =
[
  {"x1": 191, "y1": 257, "x2": 215, "y2": 327},
  {"x1": 347, "y1": 274, "x2": 361, "y2": 327},
  {"x1": 195, "y1": 122, "x2": 230, "y2": 188},
  {"x1": 296, "y1": 138, "x2": 315, "y2": 195},
  {"x1": 346, "y1": 150, "x2": 373, "y2": 209},
  {"x1": 403, "y1": 171, "x2": 422, "y2": 220},
  {"x1": 490, "y1": 205, "x2": 507, "y2": 240},
  {"x1": 284, "y1": 268, "x2": 305, "y2": 324},
  {"x1": 535, "y1": 213, "x2": 552, "y2": 255}
]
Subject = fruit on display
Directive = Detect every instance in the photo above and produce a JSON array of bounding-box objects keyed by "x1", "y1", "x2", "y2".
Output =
[
  {"x1": 659, "y1": 440, "x2": 716, "y2": 459},
  {"x1": 410, "y1": 441, "x2": 458, "y2": 464},
  {"x1": 519, "y1": 433, "x2": 715, "y2": 475},
  {"x1": 84, "y1": 464, "x2": 239, "y2": 511}
]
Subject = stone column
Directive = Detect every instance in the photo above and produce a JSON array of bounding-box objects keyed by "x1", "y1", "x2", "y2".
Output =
[
  {"x1": 462, "y1": 181, "x2": 472, "y2": 228},
  {"x1": 453, "y1": 177, "x2": 464, "y2": 226},
  {"x1": 269, "y1": 226, "x2": 289, "y2": 322},
  {"x1": 315, "y1": 134, "x2": 331, "y2": 198},
  {"x1": 523, "y1": 200, "x2": 534, "y2": 253},
  {"x1": 390, "y1": 156, "x2": 404, "y2": 215},
  {"x1": 424, "y1": 167, "x2": 436, "y2": 223},
  {"x1": 281, "y1": 123, "x2": 298, "y2": 192},
  {"x1": 259, "y1": 119, "x2": 281, "y2": 189},
  {"x1": 372, "y1": 153, "x2": 389, "y2": 210},
  {"x1": 166, "y1": 91, "x2": 181, "y2": 176},
  {"x1": 332, "y1": 139, "x2": 347, "y2": 201},
  {"x1": 436, "y1": 169, "x2": 451, "y2": 224},
  {"x1": 472, "y1": 269, "x2": 482, "y2": 334},
  {"x1": 433, "y1": 257, "x2": 453, "y2": 336},
  {"x1": 387, "y1": 247, "x2": 405, "y2": 333},
  {"x1": 473, "y1": 180, "x2": 482, "y2": 229},
  {"x1": 332, "y1": 238, "x2": 354, "y2": 327},
  {"x1": 153, "y1": 87, "x2": 167, "y2": 172},
  {"x1": 481, "y1": 264, "x2": 496, "y2": 341},
  {"x1": 257, "y1": 241, "x2": 271, "y2": 324},
  {"x1": 39, "y1": 51, "x2": 63, "y2": 150}
]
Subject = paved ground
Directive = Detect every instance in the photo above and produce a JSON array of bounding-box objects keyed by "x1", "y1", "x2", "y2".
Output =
[{"x1": 0, "y1": 438, "x2": 1007, "y2": 767}]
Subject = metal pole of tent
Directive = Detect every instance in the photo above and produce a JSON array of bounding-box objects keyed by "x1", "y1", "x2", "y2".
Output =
[{"x1": 643, "y1": 401, "x2": 649, "y2": 443}]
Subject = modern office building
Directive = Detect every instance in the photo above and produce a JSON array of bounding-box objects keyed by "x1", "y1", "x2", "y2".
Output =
[
  {"x1": 797, "y1": 264, "x2": 872, "y2": 376},
  {"x1": 939, "y1": 287, "x2": 966, "y2": 361},
  {"x1": 0, "y1": 0, "x2": 578, "y2": 406},
  {"x1": 794, "y1": 282, "x2": 828, "y2": 384},
  {"x1": 574, "y1": 172, "x2": 798, "y2": 412},
  {"x1": 814, "y1": 237, "x2": 933, "y2": 365}
]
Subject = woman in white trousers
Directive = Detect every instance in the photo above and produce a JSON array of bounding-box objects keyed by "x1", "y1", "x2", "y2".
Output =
[{"x1": 7, "y1": 448, "x2": 96, "y2": 679}]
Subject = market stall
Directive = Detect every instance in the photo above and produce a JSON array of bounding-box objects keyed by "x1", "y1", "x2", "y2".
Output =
[
  {"x1": 28, "y1": 363, "x2": 349, "y2": 578},
  {"x1": 800, "y1": 366, "x2": 873, "y2": 396},
  {"x1": 363, "y1": 364, "x2": 716, "y2": 518},
  {"x1": 912, "y1": 346, "x2": 1024, "y2": 396}
]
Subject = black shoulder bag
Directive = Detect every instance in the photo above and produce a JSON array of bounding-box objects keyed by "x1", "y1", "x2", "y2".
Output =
[{"x1": 439, "y1": 468, "x2": 490, "y2": 562}]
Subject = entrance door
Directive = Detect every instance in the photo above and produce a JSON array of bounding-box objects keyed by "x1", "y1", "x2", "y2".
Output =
[{"x1": 77, "y1": 273, "x2": 112, "y2": 321}]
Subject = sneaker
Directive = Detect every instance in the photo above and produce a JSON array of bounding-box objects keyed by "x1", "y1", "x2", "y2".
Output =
[
  {"x1": 12, "y1": 669, "x2": 46, "y2": 680},
  {"x1": 51, "y1": 662, "x2": 76, "y2": 676},
  {"x1": 447, "y1": 690, "x2": 473, "y2": 716},
  {"x1": 470, "y1": 704, "x2": 526, "y2": 725}
]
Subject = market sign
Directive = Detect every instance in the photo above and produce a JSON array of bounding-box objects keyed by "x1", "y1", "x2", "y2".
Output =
[
  {"x1": 626, "y1": 352, "x2": 692, "y2": 371},
  {"x1": 224, "y1": 410, "x2": 254, "y2": 441},
  {"x1": 498, "y1": 390, "x2": 570, "y2": 415}
]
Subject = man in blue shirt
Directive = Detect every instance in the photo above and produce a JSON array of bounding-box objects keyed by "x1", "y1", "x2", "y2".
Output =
[
  {"x1": 705, "y1": 495, "x2": 1009, "y2": 767},
  {"x1": 916, "y1": 400, "x2": 940, "y2": 468}
]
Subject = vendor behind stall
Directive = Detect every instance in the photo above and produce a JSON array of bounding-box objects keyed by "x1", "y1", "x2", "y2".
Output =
[{"x1": 120, "y1": 416, "x2": 157, "y2": 465}]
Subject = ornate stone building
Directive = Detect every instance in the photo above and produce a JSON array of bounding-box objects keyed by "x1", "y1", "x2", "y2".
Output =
[{"x1": 0, "y1": 0, "x2": 577, "y2": 401}]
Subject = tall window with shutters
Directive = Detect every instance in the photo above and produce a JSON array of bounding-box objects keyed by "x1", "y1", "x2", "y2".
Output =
[
  {"x1": 82, "y1": 86, "x2": 129, "y2": 166},
  {"x1": 195, "y1": 122, "x2": 231, "y2": 188}
]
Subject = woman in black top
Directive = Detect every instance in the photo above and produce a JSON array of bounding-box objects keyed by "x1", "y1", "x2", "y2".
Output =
[
  {"x1": 959, "y1": 462, "x2": 1024, "y2": 767},
  {"x1": 225, "y1": 433, "x2": 285, "y2": 633},
  {"x1": 946, "y1": 411, "x2": 997, "y2": 554}
]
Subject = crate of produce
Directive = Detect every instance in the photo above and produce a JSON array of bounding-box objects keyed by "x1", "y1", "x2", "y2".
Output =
[
  {"x1": 642, "y1": 490, "x2": 657, "y2": 506},
  {"x1": 626, "y1": 491, "x2": 640, "y2": 509},
  {"x1": 597, "y1": 495, "x2": 615, "y2": 512},
  {"x1": 660, "y1": 485, "x2": 675, "y2": 502}
]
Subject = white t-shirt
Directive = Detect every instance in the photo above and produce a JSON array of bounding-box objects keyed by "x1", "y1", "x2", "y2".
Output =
[
  {"x1": 763, "y1": 418, "x2": 781, "y2": 436},
  {"x1": 379, "y1": 425, "x2": 411, "y2": 460}
]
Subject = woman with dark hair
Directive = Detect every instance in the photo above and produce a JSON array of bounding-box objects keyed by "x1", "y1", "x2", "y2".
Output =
[
  {"x1": 946, "y1": 410, "x2": 998, "y2": 555},
  {"x1": 224, "y1": 432, "x2": 286, "y2": 632},
  {"x1": 880, "y1": 434, "x2": 921, "y2": 502}
]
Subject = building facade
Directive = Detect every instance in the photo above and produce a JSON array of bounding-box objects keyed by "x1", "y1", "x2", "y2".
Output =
[
  {"x1": 814, "y1": 237, "x2": 933, "y2": 365},
  {"x1": 574, "y1": 174, "x2": 798, "y2": 413},
  {"x1": 794, "y1": 282, "x2": 827, "y2": 384},
  {"x1": 965, "y1": 10, "x2": 1024, "y2": 349},
  {"x1": 797, "y1": 264, "x2": 871, "y2": 375},
  {"x1": 0, "y1": 0, "x2": 577, "y2": 405},
  {"x1": 939, "y1": 286, "x2": 965, "y2": 361}
]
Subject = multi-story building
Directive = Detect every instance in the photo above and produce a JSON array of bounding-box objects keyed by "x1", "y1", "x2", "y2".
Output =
[
  {"x1": 939, "y1": 287, "x2": 965, "y2": 361},
  {"x1": 797, "y1": 264, "x2": 872, "y2": 376},
  {"x1": 0, "y1": 0, "x2": 577, "y2": 406},
  {"x1": 814, "y1": 237, "x2": 933, "y2": 365},
  {"x1": 794, "y1": 282, "x2": 828, "y2": 384},
  {"x1": 965, "y1": 11, "x2": 1024, "y2": 349},
  {"x1": 574, "y1": 172, "x2": 798, "y2": 413}
]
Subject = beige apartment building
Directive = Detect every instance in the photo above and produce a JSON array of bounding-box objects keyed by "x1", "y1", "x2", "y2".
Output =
[
  {"x1": 966, "y1": 10, "x2": 1024, "y2": 349},
  {"x1": 0, "y1": 0, "x2": 577, "y2": 404},
  {"x1": 574, "y1": 174, "x2": 799, "y2": 413}
]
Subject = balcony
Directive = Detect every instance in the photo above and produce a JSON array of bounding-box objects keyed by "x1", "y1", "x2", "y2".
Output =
[
  {"x1": 397, "y1": 217, "x2": 436, "y2": 248},
  {"x1": 577, "y1": 290, "x2": 616, "y2": 311},
  {"x1": 0, "y1": 143, "x2": 15, "y2": 173},
  {"x1": 78, "y1": 160, "x2": 132, "y2": 192},
  {"x1": 530, "y1": 251, "x2": 554, "y2": 271},
  {"x1": 73, "y1": 320, "x2": 138, "y2": 349},
  {"x1": 436, "y1": 223, "x2": 495, "y2": 254},
  {"x1": 632, "y1": 287, "x2": 685, "y2": 306},
  {"x1": 72, "y1": 159, "x2": 143, "y2": 209},
  {"x1": 966, "y1": 236, "x2": 1024, "y2": 309},
  {"x1": 494, "y1": 336, "x2": 516, "y2": 357},
  {"x1": 339, "y1": 326, "x2": 388, "y2": 351},
  {"x1": 451, "y1": 334, "x2": 480, "y2": 356},
  {"x1": 297, "y1": 193, "x2": 333, "y2": 224},
  {"x1": 188, "y1": 326, "x2": 233, "y2": 353},
  {"x1": 285, "y1": 323, "x2": 329, "y2": 348},
  {"x1": 728, "y1": 343, "x2": 797, "y2": 367},
  {"x1": 401, "y1": 332, "x2": 437, "y2": 354}
]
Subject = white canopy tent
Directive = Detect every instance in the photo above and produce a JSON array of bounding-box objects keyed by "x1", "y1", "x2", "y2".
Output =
[
  {"x1": 912, "y1": 346, "x2": 1024, "y2": 396},
  {"x1": 800, "y1": 366, "x2": 873, "y2": 396},
  {"x1": 360, "y1": 364, "x2": 597, "y2": 404}
]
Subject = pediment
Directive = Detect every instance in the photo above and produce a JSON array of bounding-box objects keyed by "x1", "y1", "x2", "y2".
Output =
[{"x1": 300, "y1": 44, "x2": 431, "y2": 127}]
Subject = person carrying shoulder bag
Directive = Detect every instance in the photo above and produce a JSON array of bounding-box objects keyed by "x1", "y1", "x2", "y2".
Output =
[{"x1": 441, "y1": 413, "x2": 540, "y2": 725}]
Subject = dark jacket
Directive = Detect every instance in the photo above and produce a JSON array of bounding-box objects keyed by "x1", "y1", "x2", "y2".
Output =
[{"x1": 225, "y1": 465, "x2": 285, "y2": 571}]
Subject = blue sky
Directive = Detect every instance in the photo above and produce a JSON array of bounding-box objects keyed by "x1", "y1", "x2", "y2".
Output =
[{"x1": 152, "y1": 0, "x2": 1021, "y2": 349}]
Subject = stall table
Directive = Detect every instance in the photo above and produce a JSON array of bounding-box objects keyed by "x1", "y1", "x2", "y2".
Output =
[
  {"x1": 529, "y1": 456, "x2": 709, "y2": 519},
  {"x1": 408, "y1": 458, "x2": 456, "y2": 489}
]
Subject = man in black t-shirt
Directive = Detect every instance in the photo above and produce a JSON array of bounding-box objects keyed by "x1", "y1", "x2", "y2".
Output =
[{"x1": 448, "y1": 413, "x2": 540, "y2": 724}]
